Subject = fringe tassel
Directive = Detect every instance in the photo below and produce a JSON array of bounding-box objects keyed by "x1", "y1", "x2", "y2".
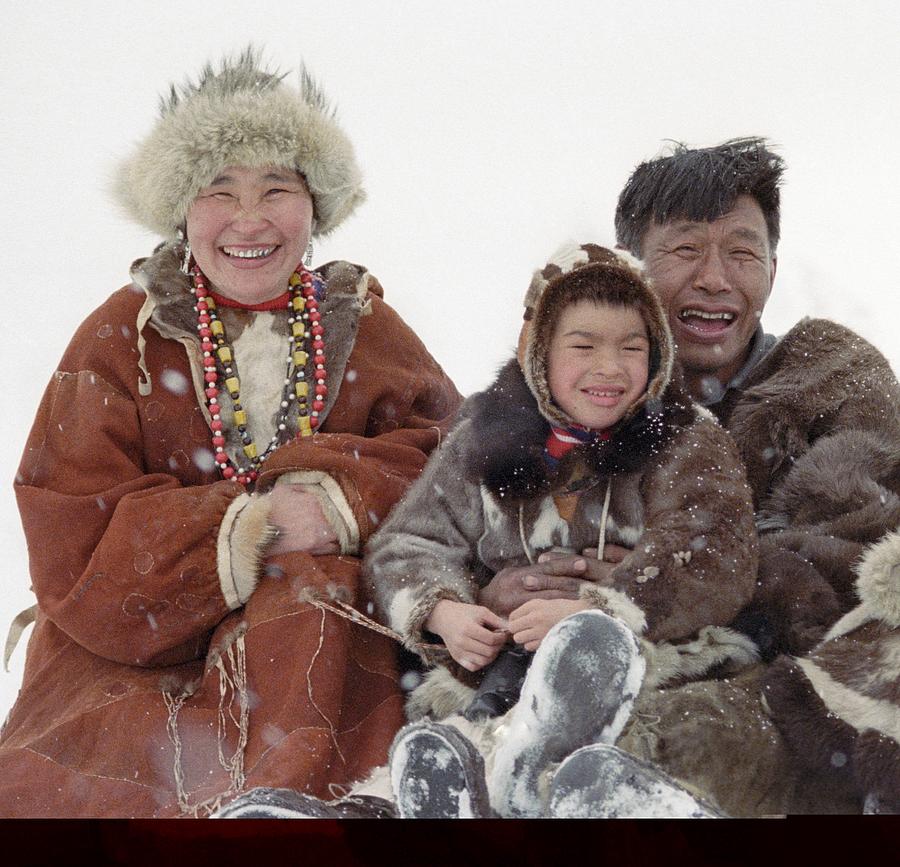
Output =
[
  {"x1": 162, "y1": 689, "x2": 190, "y2": 814},
  {"x1": 306, "y1": 607, "x2": 346, "y2": 766},
  {"x1": 162, "y1": 632, "x2": 250, "y2": 816},
  {"x1": 302, "y1": 591, "x2": 443, "y2": 651},
  {"x1": 215, "y1": 634, "x2": 249, "y2": 793}
]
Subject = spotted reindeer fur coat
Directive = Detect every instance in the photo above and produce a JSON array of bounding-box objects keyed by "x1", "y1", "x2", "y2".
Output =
[{"x1": 365, "y1": 357, "x2": 759, "y2": 718}]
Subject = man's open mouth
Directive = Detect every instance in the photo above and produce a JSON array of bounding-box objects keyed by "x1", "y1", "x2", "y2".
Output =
[{"x1": 678, "y1": 308, "x2": 736, "y2": 334}]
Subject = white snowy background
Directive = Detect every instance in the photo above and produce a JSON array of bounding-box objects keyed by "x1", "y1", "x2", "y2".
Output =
[{"x1": 2, "y1": 0, "x2": 898, "y2": 721}]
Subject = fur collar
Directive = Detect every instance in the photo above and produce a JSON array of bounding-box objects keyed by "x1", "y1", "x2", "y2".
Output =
[
  {"x1": 464, "y1": 358, "x2": 697, "y2": 501},
  {"x1": 129, "y1": 243, "x2": 377, "y2": 429}
]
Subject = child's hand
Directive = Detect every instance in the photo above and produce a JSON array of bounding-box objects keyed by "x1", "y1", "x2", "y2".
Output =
[
  {"x1": 425, "y1": 600, "x2": 509, "y2": 672},
  {"x1": 508, "y1": 599, "x2": 592, "y2": 651}
]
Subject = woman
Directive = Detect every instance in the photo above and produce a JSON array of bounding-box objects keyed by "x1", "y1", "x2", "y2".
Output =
[{"x1": 0, "y1": 49, "x2": 460, "y2": 817}]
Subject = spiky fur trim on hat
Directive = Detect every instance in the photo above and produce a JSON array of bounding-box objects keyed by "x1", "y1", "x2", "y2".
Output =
[
  {"x1": 518, "y1": 243, "x2": 675, "y2": 429},
  {"x1": 115, "y1": 47, "x2": 364, "y2": 239}
]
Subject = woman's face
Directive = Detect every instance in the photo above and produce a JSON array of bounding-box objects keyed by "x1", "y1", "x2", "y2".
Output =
[{"x1": 186, "y1": 165, "x2": 314, "y2": 304}]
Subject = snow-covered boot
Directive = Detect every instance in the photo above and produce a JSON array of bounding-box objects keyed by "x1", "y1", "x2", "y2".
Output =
[
  {"x1": 211, "y1": 786, "x2": 395, "y2": 819},
  {"x1": 389, "y1": 721, "x2": 493, "y2": 818},
  {"x1": 489, "y1": 609, "x2": 645, "y2": 818},
  {"x1": 549, "y1": 743, "x2": 724, "y2": 818}
]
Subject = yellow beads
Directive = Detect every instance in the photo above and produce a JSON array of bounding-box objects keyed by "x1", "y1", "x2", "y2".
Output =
[
  {"x1": 224, "y1": 376, "x2": 240, "y2": 395},
  {"x1": 242, "y1": 443, "x2": 258, "y2": 459},
  {"x1": 289, "y1": 272, "x2": 303, "y2": 287},
  {"x1": 292, "y1": 322, "x2": 305, "y2": 338},
  {"x1": 293, "y1": 350, "x2": 308, "y2": 366},
  {"x1": 233, "y1": 410, "x2": 248, "y2": 426},
  {"x1": 210, "y1": 320, "x2": 225, "y2": 336},
  {"x1": 295, "y1": 381, "x2": 309, "y2": 398},
  {"x1": 292, "y1": 296, "x2": 306, "y2": 312},
  {"x1": 298, "y1": 416, "x2": 313, "y2": 437},
  {"x1": 216, "y1": 347, "x2": 233, "y2": 363}
]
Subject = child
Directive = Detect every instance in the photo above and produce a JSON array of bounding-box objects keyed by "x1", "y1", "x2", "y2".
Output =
[{"x1": 364, "y1": 244, "x2": 758, "y2": 817}]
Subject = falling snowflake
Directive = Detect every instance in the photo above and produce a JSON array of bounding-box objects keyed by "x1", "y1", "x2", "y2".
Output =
[{"x1": 161, "y1": 369, "x2": 190, "y2": 395}]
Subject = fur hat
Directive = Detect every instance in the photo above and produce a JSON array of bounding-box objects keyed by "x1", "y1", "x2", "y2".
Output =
[
  {"x1": 517, "y1": 243, "x2": 674, "y2": 428},
  {"x1": 115, "y1": 47, "x2": 364, "y2": 239}
]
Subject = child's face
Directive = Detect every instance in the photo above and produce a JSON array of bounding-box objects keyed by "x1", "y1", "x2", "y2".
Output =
[{"x1": 547, "y1": 300, "x2": 651, "y2": 430}]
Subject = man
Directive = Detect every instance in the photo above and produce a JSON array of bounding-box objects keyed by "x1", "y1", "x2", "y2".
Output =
[{"x1": 481, "y1": 138, "x2": 900, "y2": 814}]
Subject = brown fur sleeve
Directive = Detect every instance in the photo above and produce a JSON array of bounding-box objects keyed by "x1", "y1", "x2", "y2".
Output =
[{"x1": 586, "y1": 418, "x2": 758, "y2": 643}]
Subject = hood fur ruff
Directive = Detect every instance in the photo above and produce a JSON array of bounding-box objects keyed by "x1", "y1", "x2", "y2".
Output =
[
  {"x1": 465, "y1": 357, "x2": 696, "y2": 501},
  {"x1": 518, "y1": 243, "x2": 675, "y2": 429},
  {"x1": 115, "y1": 47, "x2": 364, "y2": 239}
]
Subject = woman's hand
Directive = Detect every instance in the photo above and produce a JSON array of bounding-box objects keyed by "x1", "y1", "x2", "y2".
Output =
[
  {"x1": 508, "y1": 598, "x2": 592, "y2": 651},
  {"x1": 267, "y1": 485, "x2": 340, "y2": 555},
  {"x1": 425, "y1": 600, "x2": 509, "y2": 672}
]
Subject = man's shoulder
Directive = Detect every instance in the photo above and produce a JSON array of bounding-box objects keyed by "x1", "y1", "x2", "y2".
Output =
[
  {"x1": 779, "y1": 316, "x2": 884, "y2": 357},
  {"x1": 752, "y1": 317, "x2": 894, "y2": 386}
]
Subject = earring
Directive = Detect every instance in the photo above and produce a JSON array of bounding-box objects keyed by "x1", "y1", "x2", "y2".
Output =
[
  {"x1": 177, "y1": 228, "x2": 191, "y2": 275},
  {"x1": 304, "y1": 240, "x2": 314, "y2": 268}
]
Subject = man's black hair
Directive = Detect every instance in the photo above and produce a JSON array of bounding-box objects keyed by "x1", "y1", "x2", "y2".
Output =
[{"x1": 615, "y1": 137, "x2": 785, "y2": 256}]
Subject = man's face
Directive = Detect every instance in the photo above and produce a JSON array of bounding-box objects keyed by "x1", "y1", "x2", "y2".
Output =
[{"x1": 640, "y1": 195, "x2": 776, "y2": 392}]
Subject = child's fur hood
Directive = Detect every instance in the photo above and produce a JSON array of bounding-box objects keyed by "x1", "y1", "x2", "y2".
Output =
[{"x1": 517, "y1": 243, "x2": 675, "y2": 429}]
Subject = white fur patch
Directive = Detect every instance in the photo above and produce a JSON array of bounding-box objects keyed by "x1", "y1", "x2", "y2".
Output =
[
  {"x1": 348, "y1": 764, "x2": 393, "y2": 800},
  {"x1": 855, "y1": 528, "x2": 900, "y2": 627},
  {"x1": 480, "y1": 486, "x2": 505, "y2": 532},
  {"x1": 609, "y1": 248, "x2": 646, "y2": 278},
  {"x1": 605, "y1": 515, "x2": 643, "y2": 547},
  {"x1": 529, "y1": 497, "x2": 570, "y2": 552},
  {"x1": 692, "y1": 404, "x2": 718, "y2": 424},
  {"x1": 797, "y1": 656, "x2": 900, "y2": 743},
  {"x1": 546, "y1": 242, "x2": 590, "y2": 274},
  {"x1": 824, "y1": 604, "x2": 877, "y2": 642},
  {"x1": 217, "y1": 493, "x2": 253, "y2": 608},
  {"x1": 388, "y1": 587, "x2": 418, "y2": 635},
  {"x1": 404, "y1": 668, "x2": 477, "y2": 721},
  {"x1": 228, "y1": 313, "x2": 285, "y2": 454},
  {"x1": 642, "y1": 626, "x2": 759, "y2": 690},
  {"x1": 581, "y1": 586, "x2": 648, "y2": 636}
]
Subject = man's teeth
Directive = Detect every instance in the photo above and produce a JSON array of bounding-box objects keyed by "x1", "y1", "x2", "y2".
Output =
[
  {"x1": 223, "y1": 246, "x2": 275, "y2": 259},
  {"x1": 680, "y1": 309, "x2": 735, "y2": 321}
]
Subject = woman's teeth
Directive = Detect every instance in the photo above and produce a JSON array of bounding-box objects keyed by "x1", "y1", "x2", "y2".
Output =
[{"x1": 222, "y1": 246, "x2": 275, "y2": 259}]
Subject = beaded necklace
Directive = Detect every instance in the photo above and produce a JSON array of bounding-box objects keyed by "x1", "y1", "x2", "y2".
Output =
[{"x1": 189, "y1": 257, "x2": 327, "y2": 488}]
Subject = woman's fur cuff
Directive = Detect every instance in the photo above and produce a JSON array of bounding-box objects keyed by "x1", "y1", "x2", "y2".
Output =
[{"x1": 216, "y1": 493, "x2": 277, "y2": 609}]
